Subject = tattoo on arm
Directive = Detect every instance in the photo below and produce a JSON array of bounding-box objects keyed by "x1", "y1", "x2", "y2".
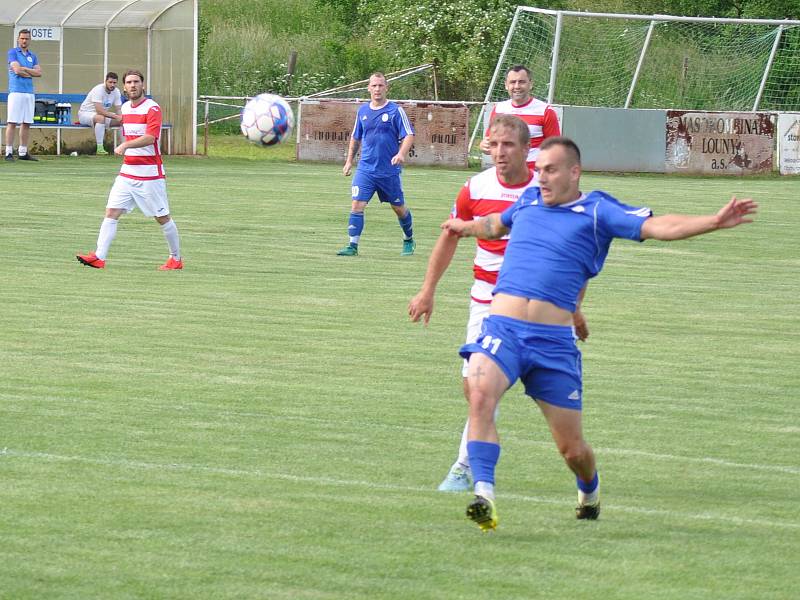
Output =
[{"x1": 483, "y1": 217, "x2": 495, "y2": 239}]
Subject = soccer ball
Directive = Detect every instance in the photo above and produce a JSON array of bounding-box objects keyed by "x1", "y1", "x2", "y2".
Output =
[{"x1": 240, "y1": 94, "x2": 294, "y2": 146}]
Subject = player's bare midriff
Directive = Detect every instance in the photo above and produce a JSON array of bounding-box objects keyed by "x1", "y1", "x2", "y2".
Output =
[{"x1": 490, "y1": 292, "x2": 574, "y2": 326}]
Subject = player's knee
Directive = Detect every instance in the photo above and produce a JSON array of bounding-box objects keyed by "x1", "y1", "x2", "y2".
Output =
[
  {"x1": 558, "y1": 439, "x2": 589, "y2": 464},
  {"x1": 468, "y1": 388, "x2": 496, "y2": 418}
]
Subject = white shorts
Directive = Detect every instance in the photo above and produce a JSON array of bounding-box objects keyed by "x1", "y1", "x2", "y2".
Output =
[
  {"x1": 107, "y1": 176, "x2": 170, "y2": 218},
  {"x1": 462, "y1": 300, "x2": 491, "y2": 376},
  {"x1": 78, "y1": 111, "x2": 109, "y2": 127},
  {"x1": 7, "y1": 92, "x2": 35, "y2": 124}
]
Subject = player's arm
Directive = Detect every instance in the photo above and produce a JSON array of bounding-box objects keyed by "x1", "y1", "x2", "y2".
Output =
[
  {"x1": 408, "y1": 229, "x2": 461, "y2": 325},
  {"x1": 9, "y1": 60, "x2": 30, "y2": 77},
  {"x1": 543, "y1": 106, "x2": 561, "y2": 137},
  {"x1": 573, "y1": 285, "x2": 589, "y2": 341},
  {"x1": 109, "y1": 96, "x2": 124, "y2": 123},
  {"x1": 479, "y1": 106, "x2": 498, "y2": 154},
  {"x1": 442, "y1": 213, "x2": 509, "y2": 240},
  {"x1": 114, "y1": 133, "x2": 156, "y2": 155},
  {"x1": 93, "y1": 101, "x2": 118, "y2": 120},
  {"x1": 343, "y1": 137, "x2": 360, "y2": 176},
  {"x1": 640, "y1": 196, "x2": 757, "y2": 241},
  {"x1": 391, "y1": 133, "x2": 414, "y2": 166},
  {"x1": 15, "y1": 61, "x2": 41, "y2": 77}
]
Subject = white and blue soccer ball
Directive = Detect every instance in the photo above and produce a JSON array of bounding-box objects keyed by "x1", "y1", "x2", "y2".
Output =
[{"x1": 240, "y1": 94, "x2": 294, "y2": 146}]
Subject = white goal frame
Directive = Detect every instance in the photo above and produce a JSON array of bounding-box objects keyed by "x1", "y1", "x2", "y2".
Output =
[{"x1": 471, "y1": 6, "x2": 800, "y2": 149}]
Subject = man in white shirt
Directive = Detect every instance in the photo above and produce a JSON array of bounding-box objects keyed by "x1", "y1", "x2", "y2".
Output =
[{"x1": 78, "y1": 72, "x2": 123, "y2": 155}]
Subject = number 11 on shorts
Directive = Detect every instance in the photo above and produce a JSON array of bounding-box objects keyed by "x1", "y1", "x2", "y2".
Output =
[{"x1": 481, "y1": 335, "x2": 502, "y2": 355}]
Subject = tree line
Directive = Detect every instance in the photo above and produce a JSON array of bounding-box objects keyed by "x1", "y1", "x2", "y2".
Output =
[{"x1": 200, "y1": 0, "x2": 799, "y2": 101}]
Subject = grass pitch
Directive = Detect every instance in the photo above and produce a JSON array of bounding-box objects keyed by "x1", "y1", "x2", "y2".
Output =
[{"x1": 0, "y1": 152, "x2": 798, "y2": 599}]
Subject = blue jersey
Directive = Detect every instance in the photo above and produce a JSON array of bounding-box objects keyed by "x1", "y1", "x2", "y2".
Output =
[
  {"x1": 7, "y1": 47, "x2": 38, "y2": 94},
  {"x1": 496, "y1": 188, "x2": 652, "y2": 312},
  {"x1": 352, "y1": 101, "x2": 414, "y2": 176}
]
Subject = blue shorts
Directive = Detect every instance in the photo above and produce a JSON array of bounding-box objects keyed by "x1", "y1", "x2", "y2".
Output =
[
  {"x1": 352, "y1": 171, "x2": 405, "y2": 205},
  {"x1": 459, "y1": 315, "x2": 583, "y2": 410}
]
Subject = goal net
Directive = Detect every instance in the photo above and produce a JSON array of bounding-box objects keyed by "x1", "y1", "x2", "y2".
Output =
[{"x1": 482, "y1": 7, "x2": 800, "y2": 113}]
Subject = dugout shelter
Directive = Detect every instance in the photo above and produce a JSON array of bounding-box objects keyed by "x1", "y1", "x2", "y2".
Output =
[{"x1": 1, "y1": 0, "x2": 197, "y2": 154}]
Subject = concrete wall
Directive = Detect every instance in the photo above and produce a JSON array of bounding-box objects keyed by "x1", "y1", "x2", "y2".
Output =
[
  {"x1": 481, "y1": 104, "x2": 668, "y2": 173},
  {"x1": 562, "y1": 106, "x2": 666, "y2": 173}
]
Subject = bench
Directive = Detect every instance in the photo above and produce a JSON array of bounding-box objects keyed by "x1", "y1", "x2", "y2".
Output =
[{"x1": 0, "y1": 92, "x2": 172, "y2": 155}]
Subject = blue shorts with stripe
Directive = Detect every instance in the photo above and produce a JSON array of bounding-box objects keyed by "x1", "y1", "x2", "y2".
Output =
[
  {"x1": 459, "y1": 314, "x2": 583, "y2": 410},
  {"x1": 351, "y1": 170, "x2": 405, "y2": 205}
]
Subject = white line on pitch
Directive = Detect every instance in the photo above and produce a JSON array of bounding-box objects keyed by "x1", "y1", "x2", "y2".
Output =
[
  {"x1": 205, "y1": 411, "x2": 800, "y2": 476},
  {"x1": 1, "y1": 448, "x2": 796, "y2": 531}
]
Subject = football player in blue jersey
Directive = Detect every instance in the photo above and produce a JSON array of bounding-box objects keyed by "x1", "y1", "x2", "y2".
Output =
[
  {"x1": 5, "y1": 29, "x2": 41, "y2": 161},
  {"x1": 337, "y1": 72, "x2": 416, "y2": 256},
  {"x1": 442, "y1": 136, "x2": 758, "y2": 531}
]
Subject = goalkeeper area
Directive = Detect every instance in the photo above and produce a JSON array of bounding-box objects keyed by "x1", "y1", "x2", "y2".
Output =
[{"x1": 1, "y1": 157, "x2": 798, "y2": 597}]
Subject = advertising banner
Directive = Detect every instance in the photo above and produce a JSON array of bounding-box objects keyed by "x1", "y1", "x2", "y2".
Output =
[
  {"x1": 777, "y1": 113, "x2": 800, "y2": 175},
  {"x1": 297, "y1": 100, "x2": 469, "y2": 167},
  {"x1": 665, "y1": 111, "x2": 774, "y2": 175}
]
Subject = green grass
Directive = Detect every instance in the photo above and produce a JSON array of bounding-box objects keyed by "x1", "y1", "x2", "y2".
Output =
[
  {"x1": 1, "y1": 154, "x2": 798, "y2": 598},
  {"x1": 199, "y1": 0, "x2": 388, "y2": 98}
]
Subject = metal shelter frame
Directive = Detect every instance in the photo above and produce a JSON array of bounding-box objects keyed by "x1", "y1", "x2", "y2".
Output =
[{"x1": 1, "y1": 0, "x2": 197, "y2": 153}]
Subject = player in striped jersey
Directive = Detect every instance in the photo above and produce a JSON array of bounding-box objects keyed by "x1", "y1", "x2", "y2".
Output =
[
  {"x1": 480, "y1": 65, "x2": 561, "y2": 170},
  {"x1": 77, "y1": 69, "x2": 182, "y2": 270},
  {"x1": 408, "y1": 115, "x2": 588, "y2": 492}
]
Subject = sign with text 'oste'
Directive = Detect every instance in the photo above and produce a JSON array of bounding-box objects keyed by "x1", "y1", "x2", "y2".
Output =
[
  {"x1": 15, "y1": 26, "x2": 61, "y2": 41},
  {"x1": 297, "y1": 100, "x2": 468, "y2": 167}
]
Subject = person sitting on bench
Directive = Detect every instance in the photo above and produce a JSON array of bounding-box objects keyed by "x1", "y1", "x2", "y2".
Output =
[{"x1": 78, "y1": 72, "x2": 122, "y2": 155}]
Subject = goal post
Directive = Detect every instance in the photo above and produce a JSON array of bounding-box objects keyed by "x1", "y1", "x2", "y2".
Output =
[{"x1": 471, "y1": 7, "x2": 800, "y2": 148}]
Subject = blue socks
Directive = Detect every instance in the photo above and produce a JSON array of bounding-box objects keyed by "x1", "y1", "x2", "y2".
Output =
[
  {"x1": 467, "y1": 441, "x2": 501, "y2": 485},
  {"x1": 398, "y1": 209, "x2": 413, "y2": 240},
  {"x1": 348, "y1": 211, "x2": 364, "y2": 245},
  {"x1": 577, "y1": 471, "x2": 599, "y2": 494},
  {"x1": 348, "y1": 209, "x2": 412, "y2": 245}
]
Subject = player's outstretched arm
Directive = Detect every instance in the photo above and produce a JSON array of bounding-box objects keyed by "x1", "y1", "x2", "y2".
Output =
[
  {"x1": 408, "y1": 229, "x2": 461, "y2": 325},
  {"x1": 442, "y1": 214, "x2": 509, "y2": 240},
  {"x1": 715, "y1": 196, "x2": 759, "y2": 229},
  {"x1": 640, "y1": 196, "x2": 757, "y2": 241}
]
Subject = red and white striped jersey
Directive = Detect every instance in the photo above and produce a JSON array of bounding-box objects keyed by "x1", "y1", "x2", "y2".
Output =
[
  {"x1": 486, "y1": 97, "x2": 560, "y2": 168},
  {"x1": 119, "y1": 98, "x2": 164, "y2": 181},
  {"x1": 451, "y1": 167, "x2": 537, "y2": 303}
]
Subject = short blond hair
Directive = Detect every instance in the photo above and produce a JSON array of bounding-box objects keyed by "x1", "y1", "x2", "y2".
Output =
[{"x1": 489, "y1": 114, "x2": 530, "y2": 147}]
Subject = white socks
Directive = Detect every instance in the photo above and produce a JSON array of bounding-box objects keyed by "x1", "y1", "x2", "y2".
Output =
[
  {"x1": 161, "y1": 219, "x2": 181, "y2": 259},
  {"x1": 95, "y1": 217, "x2": 118, "y2": 260},
  {"x1": 474, "y1": 481, "x2": 495, "y2": 500},
  {"x1": 94, "y1": 218, "x2": 180, "y2": 262},
  {"x1": 95, "y1": 123, "x2": 106, "y2": 145},
  {"x1": 579, "y1": 485, "x2": 600, "y2": 507}
]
